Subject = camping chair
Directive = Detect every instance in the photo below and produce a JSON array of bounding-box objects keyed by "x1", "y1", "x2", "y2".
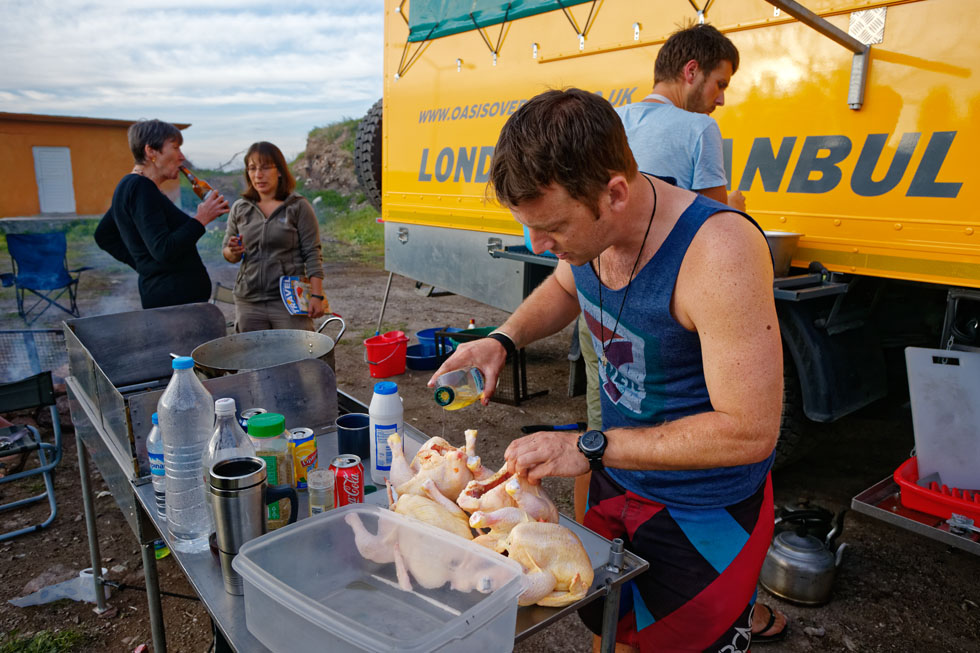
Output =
[
  {"x1": 209, "y1": 281, "x2": 236, "y2": 331},
  {"x1": 0, "y1": 371, "x2": 63, "y2": 542},
  {"x1": 1, "y1": 232, "x2": 93, "y2": 325}
]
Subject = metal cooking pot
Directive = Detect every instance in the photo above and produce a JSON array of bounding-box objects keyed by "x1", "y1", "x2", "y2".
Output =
[{"x1": 190, "y1": 315, "x2": 345, "y2": 378}]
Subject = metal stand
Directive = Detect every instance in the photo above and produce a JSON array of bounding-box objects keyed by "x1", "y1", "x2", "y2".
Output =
[
  {"x1": 75, "y1": 433, "x2": 107, "y2": 614},
  {"x1": 140, "y1": 535, "x2": 167, "y2": 652}
]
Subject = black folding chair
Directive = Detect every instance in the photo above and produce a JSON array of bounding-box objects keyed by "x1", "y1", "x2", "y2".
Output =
[
  {"x1": 1, "y1": 232, "x2": 93, "y2": 325},
  {"x1": 0, "y1": 371, "x2": 63, "y2": 542}
]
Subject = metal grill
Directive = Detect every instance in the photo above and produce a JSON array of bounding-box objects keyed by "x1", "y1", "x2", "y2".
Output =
[{"x1": 0, "y1": 329, "x2": 67, "y2": 383}]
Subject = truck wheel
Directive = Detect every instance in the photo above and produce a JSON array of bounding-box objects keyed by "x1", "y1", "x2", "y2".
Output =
[
  {"x1": 774, "y1": 354, "x2": 813, "y2": 469},
  {"x1": 354, "y1": 98, "x2": 383, "y2": 211}
]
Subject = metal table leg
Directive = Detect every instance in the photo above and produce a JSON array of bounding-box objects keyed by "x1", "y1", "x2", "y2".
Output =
[
  {"x1": 599, "y1": 538, "x2": 626, "y2": 653},
  {"x1": 140, "y1": 539, "x2": 167, "y2": 652},
  {"x1": 76, "y1": 433, "x2": 107, "y2": 613}
]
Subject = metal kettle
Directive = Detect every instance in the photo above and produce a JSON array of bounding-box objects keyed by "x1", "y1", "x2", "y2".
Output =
[{"x1": 759, "y1": 508, "x2": 847, "y2": 605}]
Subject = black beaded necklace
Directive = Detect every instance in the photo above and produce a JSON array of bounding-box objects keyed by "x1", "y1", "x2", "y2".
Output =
[{"x1": 597, "y1": 175, "x2": 657, "y2": 366}]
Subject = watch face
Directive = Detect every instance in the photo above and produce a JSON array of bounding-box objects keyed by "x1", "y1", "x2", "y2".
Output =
[{"x1": 581, "y1": 430, "x2": 604, "y2": 453}]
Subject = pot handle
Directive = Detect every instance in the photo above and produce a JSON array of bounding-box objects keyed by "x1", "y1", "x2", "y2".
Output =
[{"x1": 316, "y1": 313, "x2": 346, "y2": 343}]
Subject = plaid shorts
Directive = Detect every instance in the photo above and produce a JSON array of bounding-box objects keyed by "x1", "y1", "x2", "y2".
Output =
[{"x1": 578, "y1": 470, "x2": 774, "y2": 652}]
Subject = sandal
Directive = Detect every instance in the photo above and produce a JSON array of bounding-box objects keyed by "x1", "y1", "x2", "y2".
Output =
[{"x1": 752, "y1": 604, "x2": 788, "y2": 643}]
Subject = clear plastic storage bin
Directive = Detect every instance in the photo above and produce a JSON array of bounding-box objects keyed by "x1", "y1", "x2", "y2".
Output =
[{"x1": 232, "y1": 504, "x2": 524, "y2": 652}]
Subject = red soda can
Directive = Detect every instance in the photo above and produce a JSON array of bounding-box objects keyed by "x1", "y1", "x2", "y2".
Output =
[{"x1": 331, "y1": 454, "x2": 364, "y2": 507}]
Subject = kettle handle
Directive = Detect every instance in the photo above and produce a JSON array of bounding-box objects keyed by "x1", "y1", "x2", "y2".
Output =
[
  {"x1": 825, "y1": 509, "x2": 848, "y2": 550},
  {"x1": 774, "y1": 509, "x2": 831, "y2": 527}
]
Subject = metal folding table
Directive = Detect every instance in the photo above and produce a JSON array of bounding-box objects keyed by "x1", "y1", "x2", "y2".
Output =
[{"x1": 64, "y1": 303, "x2": 648, "y2": 652}]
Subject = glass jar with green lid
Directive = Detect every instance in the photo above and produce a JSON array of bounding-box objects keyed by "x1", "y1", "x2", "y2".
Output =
[{"x1": 246, "y1": 413, "x2": 294, "y2": 529}]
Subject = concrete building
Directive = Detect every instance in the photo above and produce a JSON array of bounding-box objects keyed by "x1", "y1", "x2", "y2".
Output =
[{"x1": 0, "y1": 112, "x2": 188, "y2": 218}]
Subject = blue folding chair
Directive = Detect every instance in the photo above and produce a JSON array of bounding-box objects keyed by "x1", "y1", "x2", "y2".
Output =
[
  {"x1": 0, "y1": 371, "x2": 63, "y2": 542},
  {"x1": 1, "y1": 232, "x2": 93, "y2": 325}
]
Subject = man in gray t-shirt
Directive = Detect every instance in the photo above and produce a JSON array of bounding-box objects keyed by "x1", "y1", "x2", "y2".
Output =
[{"x1": 616, "y1": 23, "x2": 742, "y2": 207}]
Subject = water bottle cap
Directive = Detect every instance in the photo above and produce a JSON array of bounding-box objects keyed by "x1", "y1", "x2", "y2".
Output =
[
  {"x1": 434, "y1": 386, "x2": 455, "y2": 406},
  {"x1": 172, "y1": 356, "x2": 194, "y2": 370},
  {"x1": 247, "y1": 412, "x2": 286, "y2": 438},
  {"x1": 373, "y1": 381, "x2": 398, "y2": 395},
  {"x1": 151, "y1": 412, "x2": 158, "y2": 425},
  {"x1": 214, "y1": 397, "x2": 237, "y2": 415}
]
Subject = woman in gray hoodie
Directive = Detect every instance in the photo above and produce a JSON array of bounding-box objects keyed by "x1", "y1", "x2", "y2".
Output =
[{"x1": 222, "y1": 142, "x2": 325, "y2": 331}]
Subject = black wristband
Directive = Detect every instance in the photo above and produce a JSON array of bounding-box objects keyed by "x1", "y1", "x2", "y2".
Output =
[
  {"x1": 310, "y1": 294, "x2": 324, "y2": 300},
  {"x1": 487, "y1": 332, "x2": 517, "y2": 358}
]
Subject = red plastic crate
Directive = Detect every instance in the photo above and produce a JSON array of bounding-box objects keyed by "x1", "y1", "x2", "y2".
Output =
[{"x1": 894, "y1": 457, "x2": 980, "y2": 522}]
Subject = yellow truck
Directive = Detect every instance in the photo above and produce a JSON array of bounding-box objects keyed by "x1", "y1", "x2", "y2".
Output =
[{"x1": 354, "y1": 0, "x2": 980, "y2": 464}]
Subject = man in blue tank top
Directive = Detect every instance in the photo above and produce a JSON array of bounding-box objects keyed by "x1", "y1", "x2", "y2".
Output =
[{"x1": 430, "y1": 88, "x2": 782, "y2": 652}]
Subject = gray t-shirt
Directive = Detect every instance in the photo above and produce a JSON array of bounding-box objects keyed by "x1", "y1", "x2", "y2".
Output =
[{"x1": 615, "y1": 96, "x2": 727, "y2": 191}]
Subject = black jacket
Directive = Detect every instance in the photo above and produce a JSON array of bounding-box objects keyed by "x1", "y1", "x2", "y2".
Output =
[{"x1": 96, "y1": 174, "x2": 210, "y2": 309}]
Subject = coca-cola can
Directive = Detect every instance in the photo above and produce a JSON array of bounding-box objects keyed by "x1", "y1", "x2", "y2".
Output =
[{"x1": 330, "y1": 454, "x2": 364, "y2": 507}]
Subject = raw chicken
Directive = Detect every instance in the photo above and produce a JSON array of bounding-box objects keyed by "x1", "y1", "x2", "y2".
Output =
[
  {"x1": 500, "y1": 522, "x2": 594, "y2": 607},
  {"x1": 464, "y1": 429, "x2": 494, "y2": 480},
  {"x1": 469, "y1": 506, "x2": 532, "y2": 552},
  {"x1": 346, "y1": 508, "x2": 504, "y2": 594},
  {"x1": 388, "y1": 432, "x2": 474, "y2": 501},
  {"x1": 457, "y1": 466, "x2": 559, "y2": 523},
  {"x1": 389, "y1": 479, "x2": 473, "y2": 541}
]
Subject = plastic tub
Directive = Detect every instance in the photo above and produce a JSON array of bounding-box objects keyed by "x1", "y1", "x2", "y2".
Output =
[
  {"x1": 415, "y1": 327, "x2": 462, "y2": 356},
  {"x1": 406, "y1": 343, "x2": 454, "y2": 370},
  {"x1": 894, "y1": 457, "x2": 980, "y2": 522},
  {"x1": 233, "y1": 504, "x2": 523, "y2": 653},
  {"x1": 450, "y1": 326, "x2": 497, "y2": 347}
]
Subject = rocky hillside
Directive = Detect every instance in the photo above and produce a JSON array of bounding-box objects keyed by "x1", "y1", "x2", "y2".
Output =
[{"x1": 293, "y1": 119, "x2": 360, "y2": 195}]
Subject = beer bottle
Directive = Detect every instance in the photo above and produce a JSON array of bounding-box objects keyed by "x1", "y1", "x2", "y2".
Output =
[{"x1": 179, "y1": 165, "x2": 216, "y2": 201}]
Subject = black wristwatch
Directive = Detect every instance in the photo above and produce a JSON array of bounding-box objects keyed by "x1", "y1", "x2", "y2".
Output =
[{"x1": 577, "y1": 429, "x2": 607, "y2": 471}]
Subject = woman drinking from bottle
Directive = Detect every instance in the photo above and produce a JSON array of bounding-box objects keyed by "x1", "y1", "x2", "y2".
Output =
[
  {"x1": 95, "y1": 119, "x2": 229, "y2": 309},
  {"x1": 222, "y1": 141, "x2": 325, "y2": 331}
]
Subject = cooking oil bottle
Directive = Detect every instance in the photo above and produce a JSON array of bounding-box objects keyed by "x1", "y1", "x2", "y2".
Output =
[{"x1": 434, "y1": 367, "x2": 485, "y2": 410}]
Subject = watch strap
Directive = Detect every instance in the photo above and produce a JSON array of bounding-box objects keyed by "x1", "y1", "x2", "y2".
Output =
[{"x1": 487, "y1": 331, "x2": 517, "y2": 358}]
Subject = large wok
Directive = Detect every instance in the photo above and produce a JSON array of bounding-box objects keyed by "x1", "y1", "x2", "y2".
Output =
[{"x1": 191, "y1": 315, "x2": 345, "y2": 378}]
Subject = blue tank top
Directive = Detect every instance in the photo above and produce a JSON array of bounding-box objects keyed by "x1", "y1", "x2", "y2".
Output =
[{"x1": 572, "y1": 192, "x2": 774, "y2": 509}]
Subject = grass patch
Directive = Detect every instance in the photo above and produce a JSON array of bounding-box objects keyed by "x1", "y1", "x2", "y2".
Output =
[
  {"x1": 307, "y1": 118, "x2": 359, "y2": 154},
  {"x1": 0, "y1": 629, "x2": 90, "y2": 653}
]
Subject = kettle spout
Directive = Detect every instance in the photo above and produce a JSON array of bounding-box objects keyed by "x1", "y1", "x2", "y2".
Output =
[{"x1": 834, "y1": 542, "x2": 847, "y2": 568}]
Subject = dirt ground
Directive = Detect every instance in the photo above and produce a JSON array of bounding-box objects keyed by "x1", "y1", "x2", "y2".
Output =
[{"x1": 1, "y1": 253, "x2": 979, "y2": 652}]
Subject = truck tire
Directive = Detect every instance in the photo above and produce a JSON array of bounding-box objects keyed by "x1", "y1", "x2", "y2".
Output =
[
  {"x1": 774, "y1": 353, "x2": 812, "y2": 469},
  {"x1": 354, "y1": 98, "x2": 383, "y2": 211}
]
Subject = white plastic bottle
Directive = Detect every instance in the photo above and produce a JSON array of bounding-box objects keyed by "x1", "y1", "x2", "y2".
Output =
[
  {"x1": 146, "y1": 413, "x2": 166, "y2": 519},
  {"x1": 158, "y1": 356, "x2": 215, "y2": 553},
  {"x1": 368, "y1": 381, "x2": 403, "y2": 487},
  {"x1": 201, "y1": 398, "x2": 255, "y2": 480}
]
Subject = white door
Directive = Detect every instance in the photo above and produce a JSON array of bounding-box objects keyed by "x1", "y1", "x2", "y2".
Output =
[{"x1": 32, "y1": 146, "x2": 76, "y2": 213}]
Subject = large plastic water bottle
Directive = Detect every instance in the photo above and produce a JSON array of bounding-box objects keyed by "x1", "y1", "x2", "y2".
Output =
[
  {"x1": 368, "y1": 381, "x2": 403, "y2": 486},
  {"x1": 158, "y1": 356, "x2": 214, "y2": 553},
  {"x1": 146, "y1": 413, "x2": 166, "y2": 519}
]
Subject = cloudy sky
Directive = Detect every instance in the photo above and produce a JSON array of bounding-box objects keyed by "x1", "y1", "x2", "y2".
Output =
[{"x1": 1, "y1": 0, "x2": 385, "y2": 168}]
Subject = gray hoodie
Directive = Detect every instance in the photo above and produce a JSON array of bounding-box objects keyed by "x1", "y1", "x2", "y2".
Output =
[{"x1": 223, "y1": 193, "x2": 323, "y2": 302}]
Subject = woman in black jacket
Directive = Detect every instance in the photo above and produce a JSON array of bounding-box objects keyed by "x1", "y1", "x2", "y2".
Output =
[{"x1": 95, "y1": 119, "x2": 228, "y2": 309}]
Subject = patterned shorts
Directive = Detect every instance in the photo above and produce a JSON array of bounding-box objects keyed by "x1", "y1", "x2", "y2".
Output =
[{"x1": 578, "y1": 470, "x2": 774, "y2": 652}]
